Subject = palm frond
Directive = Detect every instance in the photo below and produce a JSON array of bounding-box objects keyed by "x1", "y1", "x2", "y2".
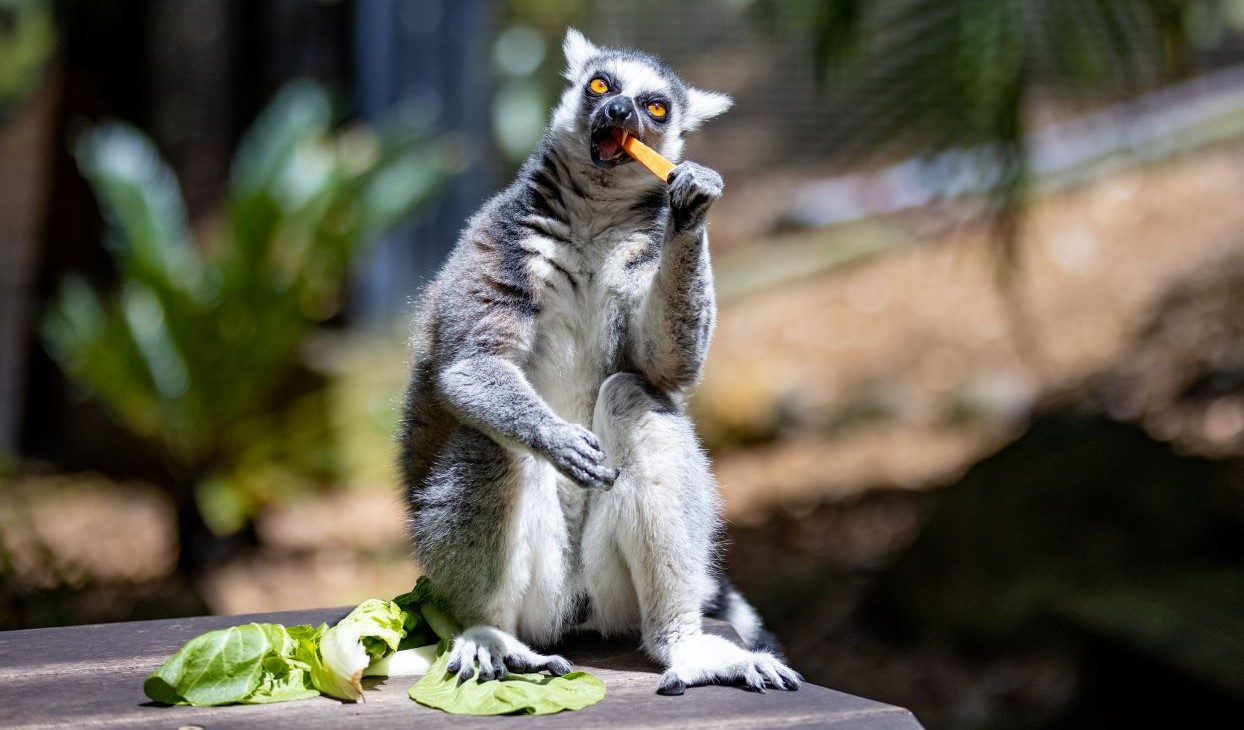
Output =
[
  {"x1": 74, "y1": 123, "x2": 197, "y2": 288},
  {"x1": 782, "y1": 0, "x2": 1196, "y2": 272},
  {"x1": 229, "y1": 80, "x2": 333, "y2": 199},
  {"x1": 44, "y1": 80, "x2": 448, "y2": 522}
]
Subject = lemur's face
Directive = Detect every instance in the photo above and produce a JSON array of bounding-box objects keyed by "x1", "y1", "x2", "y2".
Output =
[
  {"x1": 553, "y1": 29, "x2": 731, "y2": 169},
  {"x1": 581, "y1": 66, "x2": 673, "y2": 168}
]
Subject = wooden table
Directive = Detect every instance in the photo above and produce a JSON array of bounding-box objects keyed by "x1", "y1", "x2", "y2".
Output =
[{"x1": 0, "y1": 608, "x2": 922, "y2": 729}]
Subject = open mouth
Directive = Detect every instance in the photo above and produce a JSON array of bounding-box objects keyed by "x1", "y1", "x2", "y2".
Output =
[{"x1": 590, "y1": 126, "x2": 636, "y2": 168}]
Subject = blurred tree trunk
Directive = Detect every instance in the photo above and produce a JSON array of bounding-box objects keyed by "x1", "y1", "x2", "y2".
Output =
[
  {"x1": 146, "y1": 0, "x2": 352, "y2": 218},
  {"x1": 145, "y1": 0, "x2": 239, "y2": 218},
  {"x1": 0, "y1": 76, "x2": 58, "y2": 456}
]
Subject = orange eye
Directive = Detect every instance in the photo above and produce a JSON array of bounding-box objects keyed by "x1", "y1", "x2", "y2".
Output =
[
  {"x1": 589, "y1": 78, "x2": 609, "y2": 94},
  {"x1": 647, "y1": 101, "x2": 667, "y2": 119}
]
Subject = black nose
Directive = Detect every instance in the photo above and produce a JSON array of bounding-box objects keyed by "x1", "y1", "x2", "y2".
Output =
[{"x1": 604, "y1": 98, "x2": 633, "y2": 124}]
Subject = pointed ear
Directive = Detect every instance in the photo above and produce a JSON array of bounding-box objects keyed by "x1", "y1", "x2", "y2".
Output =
[
  {"x1": 562, "y1": 28, "x2": 598, "y2": 79},
  {"x1": 683, "y1": 87, "x2": 732, "y2": 131}
]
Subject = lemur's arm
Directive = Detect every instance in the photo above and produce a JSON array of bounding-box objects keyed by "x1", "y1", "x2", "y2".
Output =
[
  {"x1": 634, "y1": 162, "x2": 722, "y2": 391},
  {"x1": 438, "y1": 354, "x2": 617, "y2": 490},
  {"x1": 434, "y1": 243, "x2": 618, "y2": 490}
]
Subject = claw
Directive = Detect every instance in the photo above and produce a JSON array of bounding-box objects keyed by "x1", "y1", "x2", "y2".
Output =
[
  {"x1": 777, "y1": 665, "x2": 803, "y2": 691},
  {"x1": 475, "y1": 647, "x2": 495, "y2": 681},
  {"x1": 758, "y1": 667, "x2": 783, "y2": 690},
  {"x1": 662, "y1": 635, "x2": 802, "y2": 695},
  {"x1": 547, "y1": 656, "x2": 573, "y2": 676},
  {"x1": 743, "y1": 669, "x2": 767, "y2": 693},
  {"x1": 657, "y1": 672, "x2": 686, "y2": 696},
  {"x1": 503, "y1": 653, "x2": 532, "y2": 673}
]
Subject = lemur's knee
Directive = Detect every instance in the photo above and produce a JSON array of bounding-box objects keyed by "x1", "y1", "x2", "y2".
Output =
[
  {"x1": 592, "y1": 373, "x2": 678, "y2": 449},
  {"x1": 595, "y1": 372, "x2": 676, "y2": 423}
]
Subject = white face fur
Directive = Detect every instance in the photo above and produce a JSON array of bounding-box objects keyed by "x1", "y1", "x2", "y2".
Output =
[{"x1": 550, "y1": 29, "x2": 732, "y2": 167}]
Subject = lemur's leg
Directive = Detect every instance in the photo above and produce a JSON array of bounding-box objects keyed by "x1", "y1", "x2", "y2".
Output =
[
  {"x1": 409, "y1": 428, "x2": 574, "y2": 680},
  {"x1": 590, "y1": 373, "x2": 802, "y2": 694}
]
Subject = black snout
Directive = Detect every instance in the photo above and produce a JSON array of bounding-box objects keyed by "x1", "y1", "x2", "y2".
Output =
[{"x1": 604, "y1": 98, "x2": 634, "y2": 124}]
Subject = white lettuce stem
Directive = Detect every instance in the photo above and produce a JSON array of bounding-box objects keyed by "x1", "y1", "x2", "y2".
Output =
[{"x1": 364, "y1": 644, "x2": 438, "y2": 677}]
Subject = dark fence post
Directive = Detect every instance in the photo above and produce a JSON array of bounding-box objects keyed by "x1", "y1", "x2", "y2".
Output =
[{"x1": 351, "y1": 0, "x2": 495, "y2": 325}]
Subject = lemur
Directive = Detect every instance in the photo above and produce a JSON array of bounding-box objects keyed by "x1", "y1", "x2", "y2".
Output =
[{"x1": 398, "y1": 29, "x2": 801, "y2": 695}]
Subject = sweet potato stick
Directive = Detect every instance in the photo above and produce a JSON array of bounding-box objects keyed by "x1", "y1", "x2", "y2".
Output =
[{"x1": 611, "y1": 129, "x2": 675, "y2": 183}]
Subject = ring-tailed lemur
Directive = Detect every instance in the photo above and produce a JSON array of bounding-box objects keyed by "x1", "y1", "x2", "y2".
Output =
[{"x1": 398, "y1": 29, "x2": 801, "y2": 695}]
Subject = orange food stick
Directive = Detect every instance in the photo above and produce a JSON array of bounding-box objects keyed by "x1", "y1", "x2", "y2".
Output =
[{"x1": 611, "y1": 129, "x2": 676, "y2": 183}]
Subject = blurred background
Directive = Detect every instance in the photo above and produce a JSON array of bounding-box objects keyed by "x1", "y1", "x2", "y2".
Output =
[{"x1": 3, "y1": 0, "x2": 1244, "y2": 726}]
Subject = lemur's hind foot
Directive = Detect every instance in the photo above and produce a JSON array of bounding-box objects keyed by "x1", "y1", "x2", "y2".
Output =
[
  {"x1": 656, "y1": 634, "x2": 802, "y2": 696},
  {"x1": 444, "y1": 625, "x2": 573, "y2": 682}
]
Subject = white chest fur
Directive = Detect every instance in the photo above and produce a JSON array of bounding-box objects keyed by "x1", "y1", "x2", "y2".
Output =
[{"x1": 523, "y1": 228, "x2": 652, "y2": 426}]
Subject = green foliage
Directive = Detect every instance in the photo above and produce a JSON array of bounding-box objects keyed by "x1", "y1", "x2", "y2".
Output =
[
  {"x1": 749, "y1": 0, "x2": 1201, "y2": 267},
  {"x1": 0, "y1": 0, "x2": 55, "y2": 120},
  {"x1": 42, "y1": 81, "x2": 444, "y2": 531},
  {"x1": 491, "y1": 1, "x2": 586, "y2": 166}
]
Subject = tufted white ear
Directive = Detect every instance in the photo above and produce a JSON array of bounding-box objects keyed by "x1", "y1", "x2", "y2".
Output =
[
  {"x1": 563, "y1": 28, "x2": 599, "y2": 79},
  {"x1": 683, "y1": 87, "x2": 732, "y2": 131}
]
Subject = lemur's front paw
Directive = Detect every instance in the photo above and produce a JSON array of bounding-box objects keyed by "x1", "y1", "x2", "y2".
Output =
[
  {"x1": 668, "y1": 161, "x2": 723, "y2": 231},
  {"x1": 445, "y1": 626, "x2": 573, "y2": 682},
  {"x1": 656, "y1": 634, "x2": 802, "y2": 695},
  {"x1": 540, "y1": 421, "x2": 618, "y2": 490}
]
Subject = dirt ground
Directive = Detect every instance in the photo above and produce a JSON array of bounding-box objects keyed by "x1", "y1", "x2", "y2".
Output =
[{"x1": 702, "y1": 143, "x2": 1244, "y2": 521}]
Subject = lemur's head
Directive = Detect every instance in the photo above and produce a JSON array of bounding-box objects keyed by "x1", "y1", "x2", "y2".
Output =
[{"x1": 551, "y1": 29, "x2": 731, "y2": 170}]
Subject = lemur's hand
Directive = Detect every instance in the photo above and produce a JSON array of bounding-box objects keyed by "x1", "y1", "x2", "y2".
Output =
[
  {"x1": 538, "y1": 420, "x2": 618, "y2": 490},
  {"x1": 668, "y1": 161, "x2": 723, "y2": 231}
]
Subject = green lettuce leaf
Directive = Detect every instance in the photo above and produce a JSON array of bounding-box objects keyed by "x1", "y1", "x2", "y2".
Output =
[
  {"x1": 393, "y1": 579, "x2": 435, "y2": 649},
  {"x1": 142, "y1": 577, "x2": 607, "y2": 715},
  {"x1": 335, "y1": 598, "x2": 405, "y2": 658},
  {"x1": 393, "y1": 576, "x2": 460, "y2": 646},
  {"x1": 310, "y1": 598, "x2": 406, "y2": 701},
  {"x1": 143, "y1": 623, "x2": 319, "y2": 706},
  {"x1": 287, "y1": 622, "x2": 327, "y2": 681},
  {"x1": 407, "y1": 648, "x2": 606, "y2": 716}
]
